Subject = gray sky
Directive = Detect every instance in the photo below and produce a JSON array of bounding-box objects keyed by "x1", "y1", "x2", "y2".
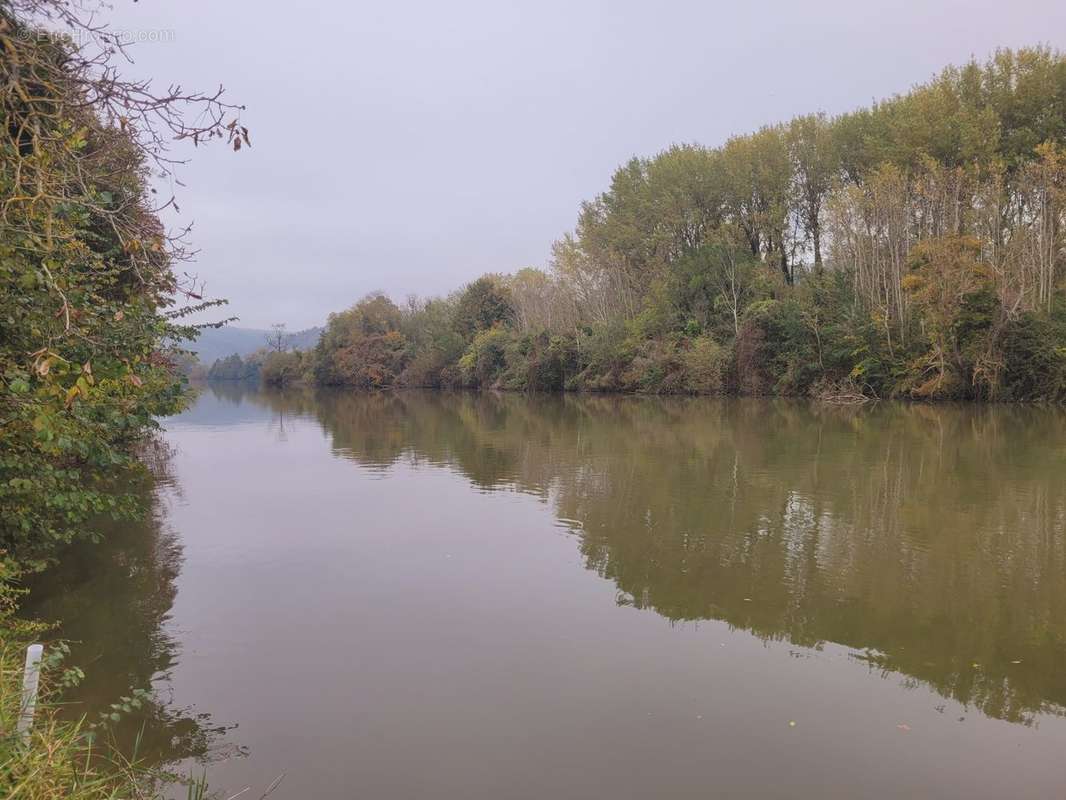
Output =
[{"x1": 104, "y1": 0, "x2": 1066, "y2": 329}]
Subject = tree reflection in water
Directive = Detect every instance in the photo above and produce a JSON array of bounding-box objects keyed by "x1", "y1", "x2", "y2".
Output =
[
  {"x1": 22, "y1": 435, "x2": 240, "y2": 771},
  {"x1": 245, "y1": 387, "x2": 1066, "y2": 725},
  {"x1": 23, "y1": 381, "x2": 1066, "y2": 785}
]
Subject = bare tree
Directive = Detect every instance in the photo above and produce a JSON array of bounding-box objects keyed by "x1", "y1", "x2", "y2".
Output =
[{"x1": 266, "y1": 323, "x2": 287, "y2": 353}]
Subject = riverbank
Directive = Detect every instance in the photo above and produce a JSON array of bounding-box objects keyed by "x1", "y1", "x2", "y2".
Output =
[
  {"x1": 0, "y1": 453, "x2": 205, "y2": 799},
  {"x1": 0, "y1": 573, "x2": 141, "y2": 799},
  {"x1": 244, "y1": 265, "x2": 1065, "y2": 405},
  {"x1": 1, "y1": 560, "x2": 209, "y2": 800},
  {"x1": 216, "y1": 373, "x2": 1066, "y2": 408}
]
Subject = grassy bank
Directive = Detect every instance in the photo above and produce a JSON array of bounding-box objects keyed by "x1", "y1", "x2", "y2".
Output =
[{"x1": 0, "y1": 570, "x2": 156, "y2": 800}]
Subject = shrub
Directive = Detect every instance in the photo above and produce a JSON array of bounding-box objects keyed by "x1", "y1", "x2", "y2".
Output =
[
  {"x1": 575, "y1": 321, "x2": 632, "y2": 391},
  {"x1": 619, "y1": 337, "x2": 686, "y2": 393},
  {"x1": 457, "y1": 326, "x2": 510, "y2": 388},
  {"x1": 735, "y1": 300, "x2": 819, "y2": 395},
  {"x1": 403, "y1": 346, "x2": 457, "y2": 387},
  {"x1": 681, "y1": 336, "x2": 727, "y2": 394},
  {"x1": 503, "y1": 332, "x2": 578, "y2": 392},
  {"x1": 1000, "y1": 313, "x2": 1066, "y2": 401}
]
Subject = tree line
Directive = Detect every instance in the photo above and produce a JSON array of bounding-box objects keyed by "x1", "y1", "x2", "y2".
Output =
[{"x1": 300, "y1": 47, "x2": 1065, "y2": 401}]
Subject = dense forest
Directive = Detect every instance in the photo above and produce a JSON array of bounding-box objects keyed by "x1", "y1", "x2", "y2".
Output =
[{"x1": 298, "y1": 47, "x2": 1066, "y2": 401}]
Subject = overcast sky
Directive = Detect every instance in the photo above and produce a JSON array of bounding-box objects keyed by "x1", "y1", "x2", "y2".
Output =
[{"x1": 101, "y1": 0, "x2": 1066, "y2": 329}]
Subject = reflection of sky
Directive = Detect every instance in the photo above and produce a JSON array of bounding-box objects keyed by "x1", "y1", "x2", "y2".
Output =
[
  {"x1": 166, "y1": 384, "x2": 312, "y2": 430},
  {"x1": 28, "y1": 387, "x2": 1066, "y2": 798},
  {"x1": 140, "y1": 388, "x2": 1066, "y2": 799}
]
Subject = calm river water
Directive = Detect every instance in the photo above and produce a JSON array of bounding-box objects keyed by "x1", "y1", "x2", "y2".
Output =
[{"x1": 23, "y1": 385, "x2": 1066, "y2": 798}]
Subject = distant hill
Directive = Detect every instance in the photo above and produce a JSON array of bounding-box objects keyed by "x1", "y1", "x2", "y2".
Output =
[
  {"x1": 188, "y1": 326, "x2": 323, "y2": 365},
  {"x1": 281, "y1": 326, "x2": 324, "y2": 352}
]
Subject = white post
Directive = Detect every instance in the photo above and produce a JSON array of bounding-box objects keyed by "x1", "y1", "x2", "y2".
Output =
[{"x1": 16, "y1": 644, "x2": 44, "y2": 746}]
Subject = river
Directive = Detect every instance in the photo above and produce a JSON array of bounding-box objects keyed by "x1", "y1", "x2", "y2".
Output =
[{"x1": 23, "y1": 384, "x2": 1066, "y2": 798}]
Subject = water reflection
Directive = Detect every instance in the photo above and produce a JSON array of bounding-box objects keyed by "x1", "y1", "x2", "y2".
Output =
[
  {"x1": 22, "y1": 436, "x2": 236, "y2": 767},
  {"x1": 244, "y1": 387, "x2": 1066, "y2": 724},
  {"x1": 21, "y1": 384, "x2": 1066, "y2": 800}
]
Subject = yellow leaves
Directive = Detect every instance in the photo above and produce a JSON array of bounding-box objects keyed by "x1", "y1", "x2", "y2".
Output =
[
  {"x1": 904, "y1": 235, "x2": 992, "y2": 316},
  {"x1": 900, "y1": 274, "x2": 925, "y2": 294},
  {"x1": 63, "y1": 364, "x2": 94, "y2": 408},
  {"x1": 1032, "y1": 140, "x2": 1066, "y2": 172}
]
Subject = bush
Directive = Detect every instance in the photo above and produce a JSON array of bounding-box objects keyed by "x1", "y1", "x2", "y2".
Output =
[
  {"x1": 502, "y1": 332, "x2": 578, "y2": 392},
  {"x1": 681, "y1": 336, "x2": 727, "y2": 394},
  {"x1": 457, "y1": 326, "x2": 510, "y2": 388},
  {"x1": 402, "y1": 346, "x2": 458, "y2": 387},
  {"x1": 1000, "y1": 313, "x2": 1066, "y2": 401},
  {"x1": 735, "y1": 300, "x2": 819, "y2": 395},
  {"x1": 575, "y1": 321, "x2": 633, "y2": 391},
  {"x1": 619, "y1": 336, "x2": 685, "y2": 393}
]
